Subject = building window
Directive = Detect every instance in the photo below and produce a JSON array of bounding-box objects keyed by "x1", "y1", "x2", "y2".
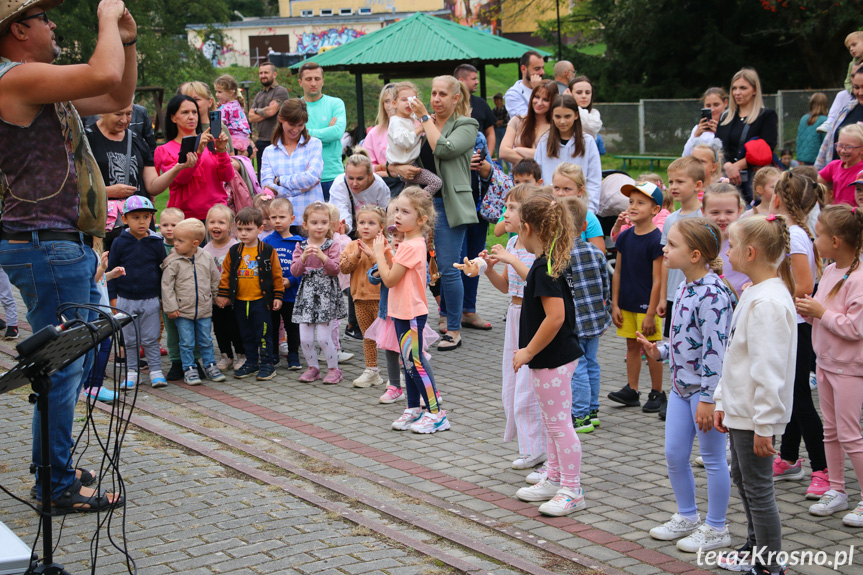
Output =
[
  {"x1": 339, "y1": 8, "x2": 353, "y2": 15},
  {"x1": 320, "y1": 9, "x2": 333, "y2": 16},
  {"x1": 358, "y1": 7, "x2": 371, "y2": 15},
  {"x1": 300, "y1": 10, "x2": 312, "y2": 17}
]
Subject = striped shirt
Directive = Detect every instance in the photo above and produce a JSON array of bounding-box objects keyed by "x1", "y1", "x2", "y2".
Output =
[
  {"x1": 260, "y1": 135, "x2": 324, "y2": 215},
  {"x1": 566, "y1": 237, "x2": 612, "y2": 338}
]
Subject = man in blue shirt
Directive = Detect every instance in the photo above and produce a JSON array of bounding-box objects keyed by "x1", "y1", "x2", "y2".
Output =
[{"x1": 298, "y1": 61, "x2": 346, "y2": 201}]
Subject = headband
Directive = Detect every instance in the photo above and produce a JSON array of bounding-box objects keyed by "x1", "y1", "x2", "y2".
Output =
[{"x1": 704, "y1": 223, "x2": 720, "y2": 252}]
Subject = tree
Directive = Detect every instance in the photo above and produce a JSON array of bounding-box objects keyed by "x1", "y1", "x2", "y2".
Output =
[
  {"x1": 534, "y1": 0, "x2": 861, "y2": 101},
  {"x1": 51, "y1": 0, "x2": 233, "y2": 90}
]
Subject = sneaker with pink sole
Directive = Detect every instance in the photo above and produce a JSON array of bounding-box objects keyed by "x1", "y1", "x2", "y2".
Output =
[
  {"x1": 772, "y1": 457, "x2": 804, "y2": 482},
  {"x1": 299, "y1": 366, "x2": 321, "y2": 383},
  {"x1": 379, "y1": 386, "x2": 403, "y2": 404},
  {"x1": 806, "y1": 470, "x2": 830, "y2": 500},
  {"x1": 322, "y1": 368, "x2": 343, "y2": 384}
]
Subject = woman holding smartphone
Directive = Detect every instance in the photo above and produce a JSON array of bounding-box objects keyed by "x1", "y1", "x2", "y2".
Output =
[
  {"x1": 682, "y1": 87, "x2": 728, "y2": 157},
  {"x1": 154, "y1": 95, "x2": 234, "y2": 221}
]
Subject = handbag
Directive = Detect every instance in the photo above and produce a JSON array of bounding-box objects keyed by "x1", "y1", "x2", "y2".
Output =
[{"x1": 479, "y1": 162, "x2": 511, "y2": 222}]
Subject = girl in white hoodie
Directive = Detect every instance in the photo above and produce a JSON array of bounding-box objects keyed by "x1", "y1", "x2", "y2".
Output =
[{"x1": 713, "y1": 214, "x2": 797, "y2": 575}]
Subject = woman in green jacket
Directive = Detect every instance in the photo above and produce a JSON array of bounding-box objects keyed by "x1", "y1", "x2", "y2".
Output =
[{"x1": 389, "y1": 75, "x2": 479, "y2": 350}]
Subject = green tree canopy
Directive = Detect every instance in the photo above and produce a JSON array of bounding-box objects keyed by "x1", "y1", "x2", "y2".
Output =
[{"x1": 538, "y1": 0, "x2": 861, "y2": 101}]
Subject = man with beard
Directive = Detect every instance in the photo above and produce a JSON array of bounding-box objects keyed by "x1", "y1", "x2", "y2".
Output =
[{"x1": 249, "y1": 61, "x2": 290, "y2": 178}]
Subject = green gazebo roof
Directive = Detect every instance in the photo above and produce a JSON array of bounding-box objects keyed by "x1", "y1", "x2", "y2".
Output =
[{"x1": 289, "y1": 12, "x2": 551, "y2": 76}]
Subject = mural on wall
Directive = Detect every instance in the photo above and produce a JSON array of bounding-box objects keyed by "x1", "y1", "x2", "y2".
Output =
[
  {"x1": 445, "y1": 0, "x2": 500, "y2": 34},
  {"x1": 296, "y1": 27, "x2": 366, "y2": 54}
]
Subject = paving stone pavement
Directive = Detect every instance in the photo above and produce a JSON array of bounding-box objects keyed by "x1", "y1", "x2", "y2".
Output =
[{"x1": 0, "y1": 276, "x2": 861, "y2": 574}]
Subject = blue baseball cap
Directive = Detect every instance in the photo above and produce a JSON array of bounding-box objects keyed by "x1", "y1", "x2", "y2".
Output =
[
  {"x1": 122, "y1": 196, "x2": 156, "y2": 214},
  {"x1": 621, "y1": 181, "x2": 664, "y2": 205}
]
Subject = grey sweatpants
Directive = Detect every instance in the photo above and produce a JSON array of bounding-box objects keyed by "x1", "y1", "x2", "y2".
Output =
[
  {"x1": 0, "y1": 267, "x2": 18, "y2": 326},
  {"x1": 729, "y1": 428, "x2": 782, "y2": 572},
  {"x1": 117, "y1": 296, "x2": 162, "y2": 377}
]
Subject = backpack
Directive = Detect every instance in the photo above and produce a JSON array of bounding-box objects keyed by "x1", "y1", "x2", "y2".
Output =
[{"x1": 479, "y1": 162, "x2": 511, "y2": 222}]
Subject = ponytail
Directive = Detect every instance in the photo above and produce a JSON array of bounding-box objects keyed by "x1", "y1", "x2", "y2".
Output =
[
  {"x1": 774, "y1": 215, "x2": 796, "y2": 296},
  {"x1": 729, "y1": 214, "x2": 796, "y2": 296},
  {"x1": 519, "y1": 193, "x2": 575, "y2": 278}
]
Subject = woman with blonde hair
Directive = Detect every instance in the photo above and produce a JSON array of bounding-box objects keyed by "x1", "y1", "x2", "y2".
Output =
[
  {"x1": 714, "y1": 68, "x2": 778, "y2": 206},
  {"x1": 388, "y1": 75, "x2": 479, "y2": 350}
]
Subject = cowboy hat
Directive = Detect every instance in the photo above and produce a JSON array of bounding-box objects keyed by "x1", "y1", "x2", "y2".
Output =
[{"x1": 0, "y1": 0, "x2": 64, "y2": 37}]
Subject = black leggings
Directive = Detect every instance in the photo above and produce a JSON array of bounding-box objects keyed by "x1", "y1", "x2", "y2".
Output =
[
  {"x1": 212, "y1": 304, "x2": 245, "y2": 358},
  {"x1": 779, "y1": 322, "x2": 827, "y2": 471}
]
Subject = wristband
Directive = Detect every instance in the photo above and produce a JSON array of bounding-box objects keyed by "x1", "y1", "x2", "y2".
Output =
[{"x1": 122, "y1": 37, "x2": 137, "y2": 47}]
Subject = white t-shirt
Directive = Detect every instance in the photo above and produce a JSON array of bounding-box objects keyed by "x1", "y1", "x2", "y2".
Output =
[
  {"x1": 789, "y1": 224, "x2": 817, "y2": 323},
  {"x1": 386, "y1": 116, "x2": 421, "y2": 164}
]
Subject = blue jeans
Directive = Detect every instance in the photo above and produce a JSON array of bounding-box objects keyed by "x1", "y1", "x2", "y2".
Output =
[
  {"x1": 570, "y1": 336, "x2": 600, "y2": 418},
  {"x1": 175, "y1": 316, "x2": 217, "y2": 369},
  {"x1": 433, "y1": 197, "x2": 468, "y2": 332},
  {"x1": 441, "y1": 220, "x2": 488, "y2": 316},
  {"x1": 321, "y1": 179, "x2": 334, "y2": 202},
  {"x1": 0, "y1": 236, "x2": 100, "y2": 499}
]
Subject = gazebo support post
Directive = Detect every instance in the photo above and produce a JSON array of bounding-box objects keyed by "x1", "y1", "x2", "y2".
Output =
[
  {"x1": 354, "y1": 70, "x2": 366, "y2": 139},
  {"x1": 479, "y1": 64, "x2": 487, "y2": 100}
]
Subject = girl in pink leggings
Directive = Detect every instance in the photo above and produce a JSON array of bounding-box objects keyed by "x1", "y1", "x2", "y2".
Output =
[
  {"x1": 512, "y1": 193, "x2": 585, "y2": 517},
  {"x1": 797, "y1": 204, "x2": 863, "y2": 527}
]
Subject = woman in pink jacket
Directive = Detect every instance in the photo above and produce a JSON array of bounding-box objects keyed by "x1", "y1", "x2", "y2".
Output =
[
  {"x1": 797, "y1": 205, "x2": 863, "y2": 528},
  {"x1": 154, "y1": 95, "x2": 234, "y2": 220}
]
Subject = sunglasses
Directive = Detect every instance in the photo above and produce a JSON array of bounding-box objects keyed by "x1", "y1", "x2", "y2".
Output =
[{"x1": 17, "y1": 12, "x2": 49, "y2": 27}]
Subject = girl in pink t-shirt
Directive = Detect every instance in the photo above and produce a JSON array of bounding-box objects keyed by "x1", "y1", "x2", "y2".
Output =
[
  {"x1": 818, "y1": 124, "x2": 863, "y2": 206},
  {"x1": 374, "y1": 186, "x2": 448, "y2": 434}
]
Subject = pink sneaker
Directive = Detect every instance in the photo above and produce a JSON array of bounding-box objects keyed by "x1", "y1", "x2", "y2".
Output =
[
  {"x1": 806, "y1": 470, "x2": 830, "y2": 500},
  {"x1": 379, "y1": 385, "x2": 403, "y2": 404},
  {"x1": 322, "y1": 368, "x2": 343, "y2": 385},
  {"x1": 299, "y1": 367, "x2": 321, "y2": 383},
  {"x1": 772, "y1": 457, "x2": 804, "y2": 481}
]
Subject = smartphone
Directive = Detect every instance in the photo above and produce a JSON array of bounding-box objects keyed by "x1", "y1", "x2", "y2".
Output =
[
  {"x1": 178, "y1": 135, "x2": 198, "y2": 163},
  {"x1": 208, "y1": 110, "x2": 222, "y2": 137},
  {"x1": 700, "y1": 108, "x2": 712, "y2": 122}
]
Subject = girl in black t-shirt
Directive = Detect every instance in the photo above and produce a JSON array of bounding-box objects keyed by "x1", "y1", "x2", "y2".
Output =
[{"x1": 512, "y1": 194, "x2": 586, "y2": 517}]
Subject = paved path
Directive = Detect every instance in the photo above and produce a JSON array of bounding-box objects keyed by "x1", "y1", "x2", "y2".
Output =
[{"x1": 0, "y1": 279, "x2": 859, "y2": 575}]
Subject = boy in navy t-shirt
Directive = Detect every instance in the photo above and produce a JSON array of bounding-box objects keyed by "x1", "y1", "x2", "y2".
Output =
[
  {"x1": 609, "y1": 182, "x2": 666, "y2": 413},
  {"x1": 263, "y1": 198, "x2": 303, "y2": 369}
]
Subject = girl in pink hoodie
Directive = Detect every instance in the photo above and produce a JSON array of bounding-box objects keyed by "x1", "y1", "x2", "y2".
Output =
[{"x1": 797, "y1": 204, "x2": 863, "y2": 527}]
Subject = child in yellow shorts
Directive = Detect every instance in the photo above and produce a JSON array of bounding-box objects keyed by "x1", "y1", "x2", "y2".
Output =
[{"x1": 609, "y1": 182, "x2": 666, "y2": 413}]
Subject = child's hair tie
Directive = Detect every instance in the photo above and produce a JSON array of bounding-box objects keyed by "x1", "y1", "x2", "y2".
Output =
[
  {"x1": 704, "y1": 223, "x2": 720, "y2": 251},
  {"x1": 765, "y1": 214, "x2": 777, "y2": 222},
  {"x1": 843, "y1": 274, "x2": 850, "y2": 280},
  {"x1": 853, "y1": 207, "x2": 857, "y2": 213}
]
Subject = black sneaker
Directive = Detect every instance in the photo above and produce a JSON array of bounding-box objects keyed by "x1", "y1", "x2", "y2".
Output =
[
  {"x1": 0, "y1": 317, "x2": 6, "y2": 330},
  {"x1": 165, "y1": 361, "x2": 184, "y2": 382},
  {"x1": 234, "y1": 363, "x2": 259, "y2": 379},
  {"x1": 589, "y1": 409, "x2": 600, "y2": 428},
  {"x1": 643, "y1": 390, "x2": 667, "y2": 413},
  {"x1": 345, "y1": 324, "x2": 363, "y2": 340},
  {"x1": 5, "y1": 325, "x2": 18, "y2": 340},
  {"x1": 256, "y1": 364, "x2": 276, "y2": 380},
  {"x1": 608, "y1": 384, "x2": 641, "y2": 407},
  {"x1": 658, "y1": 400, "x2": 667, "y2": 421},
  {"x1": 717, "y1": 542, "x2": 754, "y2": 571},
  {"x1": 745, "y1": 565, "x2": 786, "y2": 575}
]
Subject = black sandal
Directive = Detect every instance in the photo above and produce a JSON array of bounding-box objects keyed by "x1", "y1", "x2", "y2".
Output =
[
  {"x1": 30, "y1": 467, "x2": 96, "y2": 500},
  {"x1": 48, "y1": 480, "x2": 124, "y2": 515}
]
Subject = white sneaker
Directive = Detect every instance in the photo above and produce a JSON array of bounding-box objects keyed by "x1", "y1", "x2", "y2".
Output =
[
  {"x1": 353, "y1": 368, "x2": 383, "y2": 388},
  {"x1": 279, "y1": 342, "x2": 289, "y2": 356},
  {"x1": 234, "y1": 354, "x2": 246, "y2": 370},
  {"x1": 216, "y1": 353, "x2": 233, "y2": 371},
  {"x1": 538, "y1": 486, "x2": 585, "y2": 516},
  {"x1": 392, "y1": 407, "x2": 423, "y2": 431},
  {"x1": 676, "y1": 524, "x2": 732, "y2": 553},
  {"x1": 809, "y1": 489, "x2": 849, "y2": 516},
  {"x1": 410, "y1": 410, "x2": 450, "y2": 434},
  {"x1": 695, "y1": 456, "x2": 704, "y2": 467},
  {"x1": 525, "y1": 466, "x2": 547, "y2": 485},
  {"x1": 512, "y1": 453, "x2": 547, "y2": 470},
  {"x1": 842, "y1": 501, "x2": 863, "y2": 527},
  {"x1": 515, "y1": 478, "x2": 560, "y2": 502},
  {"x1": 649, "y1": 513, "x2": 702, "y2": 541},
  {"x1": 809, "y1": 371, "x2": 817, "y2": 390},
  {"x1": 338, "y1": 351, "x2": 354, "y2": 362}
]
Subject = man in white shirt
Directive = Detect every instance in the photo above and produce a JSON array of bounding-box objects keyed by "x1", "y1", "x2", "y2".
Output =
[{"x1": 504, "y1": 50, "x2": 546, "y2": 117}]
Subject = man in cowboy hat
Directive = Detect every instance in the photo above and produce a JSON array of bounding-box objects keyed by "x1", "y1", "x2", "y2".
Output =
[{"x1": 0, "y1": 0, "x2": 137, "y2": 513}]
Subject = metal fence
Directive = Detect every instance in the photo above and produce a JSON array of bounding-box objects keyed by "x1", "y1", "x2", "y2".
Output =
[{"x1": 595, "y1": 88, "x2": 844, "y2": 157}]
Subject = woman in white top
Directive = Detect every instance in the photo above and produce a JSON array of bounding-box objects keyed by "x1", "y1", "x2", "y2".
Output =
[
  {"x1": 499, "y1": 80, "x2": 556, "y2": 165},
  {"x1": 329, "y1": 150, "x2": 391, "y2": 235},
  {"x1": 566, "y1": 75, "x2": 602, "y2": 138},
  {"x1": 682, "y1": 87, "x2": 729, "y2": 157},
  {"x1": 534, "y1": 95, "x2": 602, "y2": 212}
]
